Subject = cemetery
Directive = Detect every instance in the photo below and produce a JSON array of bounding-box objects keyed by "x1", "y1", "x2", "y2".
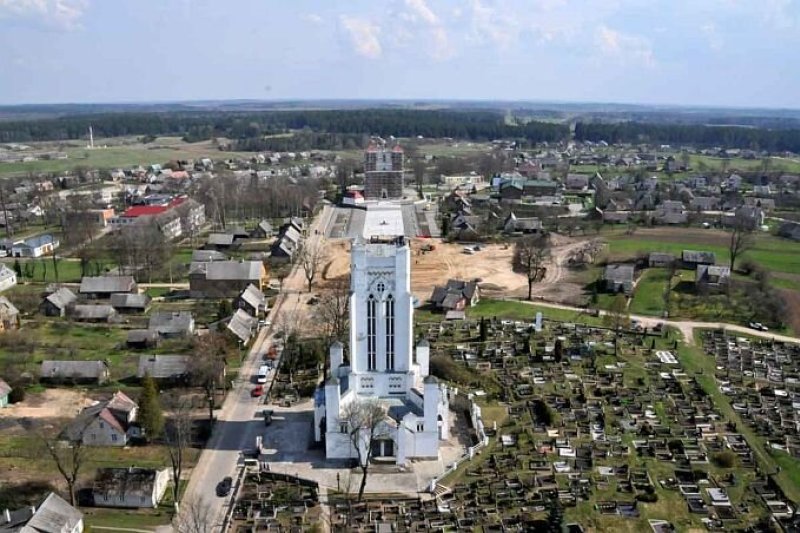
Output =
[{"x1": 321, "y1": 317, "x2": 797, "y2": 531}]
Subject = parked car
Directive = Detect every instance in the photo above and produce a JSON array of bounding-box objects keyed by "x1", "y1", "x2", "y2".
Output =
[
  {"x1": 216, "y1": 476, "x2": 233, "y2": 497},
  {"x1": 251, "y1": 385, "x2": 264, "y2": 397},
  {"x1": 748, "y1": 322, "x2": 769, "y2": 331}
]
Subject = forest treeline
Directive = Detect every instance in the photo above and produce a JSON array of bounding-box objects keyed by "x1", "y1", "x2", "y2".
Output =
[
  {"x1": 3, "y1": 107, "x2": 800, "y2": 153},
  {"x1": 0, "y1": 109, "x2": 567, "y2": 147},
  {"x1": 573, "y1": 121, "x2": 800, "y2": 153}
]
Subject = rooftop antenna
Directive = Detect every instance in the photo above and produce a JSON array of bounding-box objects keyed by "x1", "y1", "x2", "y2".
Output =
[{"x1": 88, "y1": 125, "x2": 94, "y2": 149}]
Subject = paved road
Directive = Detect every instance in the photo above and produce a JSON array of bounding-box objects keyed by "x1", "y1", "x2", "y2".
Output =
[
  {"x1": 177, "y1": 206, "x2": 332, "y2": 532},
  {"x1": 512, "y1": 298, "x2": 800, "y2": 345}
]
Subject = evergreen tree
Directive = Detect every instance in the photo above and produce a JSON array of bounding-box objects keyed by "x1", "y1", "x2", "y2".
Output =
[
  {"x1": 138, "y1": 373, "x2": 164, "y2": 441},
  {"x1": 12, "y1": 259, "x2": 21, "y2": 279},
  {"x1": 479, "y1": 317, "x2": 488, "y2": 342},
  {"x1": 217, "y1": 299, "x2": 233, "y2": 321}
]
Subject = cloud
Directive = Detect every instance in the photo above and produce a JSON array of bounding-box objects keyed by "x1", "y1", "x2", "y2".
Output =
[
  {"x1": 301, "y1": 13, "x2": 323, "y2": 25},
  {"x1": 0, "y1": 0, "x2": 88, "y2": 29},
  {"x1": 340, "y1": 15, "x2": 382, "y2": 58},
  {"x1": 404, "y1": 0, "x2": 438, "y2": 25},
  {"x1": 700, "y1": 22, "x2": 723, "y2": 51},
  {"x1": 596, "y1": 24, "x2": 655, "y2": 67},
  {"x1": 469, "y1": 0, "x2": 518, "y2": 49}
]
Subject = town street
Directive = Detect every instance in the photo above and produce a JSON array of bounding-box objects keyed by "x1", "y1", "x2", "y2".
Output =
[{"x1": 178, "y1": 205, "x2": 333, "y2": 531}]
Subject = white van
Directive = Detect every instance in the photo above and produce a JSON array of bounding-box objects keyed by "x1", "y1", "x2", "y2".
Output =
[{"x1": 256, "y1": 365, "x2": 269, "y2": 384}]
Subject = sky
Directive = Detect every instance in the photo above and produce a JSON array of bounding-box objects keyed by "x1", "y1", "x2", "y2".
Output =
[{"x1": 1, "y1": 0, "x2": 799, "y2": 108}]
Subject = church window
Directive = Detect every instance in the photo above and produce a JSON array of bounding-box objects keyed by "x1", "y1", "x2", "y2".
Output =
[
  {"x1": 385, "y1": 294, "x2": 395, "y2": 370},
  {"x1": 367, "y1": 294, "x2": 377, "y2": 370}
]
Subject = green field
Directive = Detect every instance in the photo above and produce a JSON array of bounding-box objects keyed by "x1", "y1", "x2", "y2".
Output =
[
  {"x1": 630, "y1": 268, "x2": 670, "y2": 316},
  {"x1": 603, "y1": 228, "x2": 800, "y2": 275},
  {"x1": 0, "y1": 137, "x2": 253, "y2": 177}
]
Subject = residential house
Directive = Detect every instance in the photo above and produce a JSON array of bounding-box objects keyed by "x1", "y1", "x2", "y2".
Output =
[
  {"x1": 79, "y1": 276, "x2": 138, "y2": 299},
  {"x1": 778, "y1": 221, "x2": 800, "y2": 241},
  {"x1": 681, "y1": 250, "x2": 716, "y2": 269},
  {"x1": 648, "y1": 253, "x2": 675, "y2": 268},
  {"x1": 69, "y1": 304, "x2": 118, "y2": 323},
  {"x1": 0, "y1": 297, "x2": 19, "y2": 332},
  {"x1": 237, "y1": 283, "x2": 267, "y2": 317},
  {"x1": 226, "y1": 309, "x2": 257, "y2": 344},
  {"x1": 126, "y1": 330, "x2": 160, "y2": 349},
  {"x1": 270, "y1": 238, "x2": 296, "y2": 263},
  {"x1": 448, "y1": 213, "x2": 481, "y2": 241},
  {"x1": 0, "y1": 379, "x2": 11, "y2": 408},
  {"x1": 653, "y1": 200, "x2": 688, "y2": 225},
  {"x1": 205, "y1": 233, "x2": 236, "y2": 250},
  {"x1": 689, "y1": 196, "x2": 720, "y2": 211},
  {"x1": 148, "y1": 311, "x2": 195, "y2": 339},
  {"x1": 40, "y1": 287, "x2": 78, "y2": 317},
  {"x1": 429, "y1": 279, "x2": 481, "y2": 312},
  {"x1": 250, "y1": 220, "x2": 274, "y2": 239},
  {"x1": 10, "y1": 234, "x2": 59, "y2": 258},
  {"x1": 523, "y1": 179, "x2": 559, "y2": 197},
  {"x1": 91, "y1": 467, "x2": 169, "y2": 509},
  {"x1": 137, "y1": 355, "x2": 190, "y2": 383},
  {"x1": 565, "y1": 173, "x2": 590, "y2": 191},
  {"x1": 0, "y1": 265, "x2": 17, "y2": 293},
  {"x1": 601, "y1": 210, "x2": 630, "y2": 224},
  {"x1": 40, "y1": 360, "x2": 110, "y2": 385},
  {"x1": 189, "y1": 260, "x2": 268, "y2": 298},
  {"x1": 64, "y1": 391, "x2": 138, "y2": 447},
  {"x1": 0, "y1": 492, "x2": 84, "y2": 532},
  {"x1": 744, "y1": 197, "x2": 775, "y2": 211},
  {"x1": 109, "y1": 293, "x2": 151, "y2": 314},
  {"x1": 603, "y1": 264, "x2": 635, "y2": 294},
  {"x1": 503, "y1": 212, "x2": 543, "y2": 234},
  {"x1": 696, "y1": 265, "x2": 731, "y2": 292},
  {"x1": 722, "y1": 206, "x2": 765, "y2": 230},
  {"x1": 498, "y1": 180, "x2": 524, "y2": 201}
]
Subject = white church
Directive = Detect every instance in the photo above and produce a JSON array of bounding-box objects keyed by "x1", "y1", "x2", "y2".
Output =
[{"x1": 313, "y1": 235, "x2": 450, "y2": 465}]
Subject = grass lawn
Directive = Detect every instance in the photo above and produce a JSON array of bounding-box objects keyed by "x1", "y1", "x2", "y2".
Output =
[
  {"x1": 630, "y1": 268, "x2": 670, "y2": 316},
  {"x1": 464, "y1": 299, "x2": 606, "y2": 327},
  {"x1": 1, "y1": 258, "x2": 115, "y2": 283},
  {"x1": 603, "y1": 227, "x2": 800, "y2": 276}
]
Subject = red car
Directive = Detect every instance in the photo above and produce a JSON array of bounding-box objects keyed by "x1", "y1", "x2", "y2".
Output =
[{"x1": 251, "y1": 385, "x2": 264, "y2": 397}]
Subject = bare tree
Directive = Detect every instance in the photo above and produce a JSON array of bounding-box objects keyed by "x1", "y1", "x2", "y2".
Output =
[
  {"x1": 188, "y1": 333, "x2": 231, "y2": 425},
  {"x1": 603, "y1": 293, "x2": 630, "y2": 355},
  {"x1": 174, "y1": 495, "x2": 216, "y2": 533},
  {"x1": 39, "y1": 421, "x2": 91, "y2": 506},
  {"x1": 512, "y1": 235, "x2": 551, "y2": 300},
  {"x1": 164, "y1": 393, "x2": 194, "y2": 513},
  {"x1": 728, "y1": 221, "x2": 753, "y2": 273},
  {"x1": 313, "y1": 277, "x2": 350, "y2": 344},
  {"x1": 341, "y1": 398, "x2": 388, "y2": 501},
  {"x1": 299, "y1": 239, "x2": 327, "y2": 292}
]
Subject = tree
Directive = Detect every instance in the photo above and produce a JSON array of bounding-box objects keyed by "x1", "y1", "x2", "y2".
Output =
[
  {"x1": 604, "y1": 294, "x2": 629, "y2": 354},
  {"x1": 341, "y1": 398, "x2": 388, "y2": 501},
  {"x1": 174, "y1": 495, "x2": 215, "y2": 533},
  {"x1": 164, "y1": 393, "x2": 193, "y2": 513},
  {"x1": 39, "y1": 421, "x2": 91, "y2": 506},
  {"x1": 728, "y1": 221, "x2": 753, "y2": 273},
  {"x1": 512, "y1": 235, "x2": 550, "y2": 300},
  {"x1": 138, "y1": 373, "x2": 164, "y2": 441},
  {"x1": 217, "y1": 299, "x2": 233, "y2": 321},
  {"x1": 188, "y1": 333, "x2": 230, "y2": 425},
  {"x1": 313, "y1": 277, "x2": 350, "y2": 344},
  {"x1": 298, "y1": 239, "x2": 327, "y2": 293}
]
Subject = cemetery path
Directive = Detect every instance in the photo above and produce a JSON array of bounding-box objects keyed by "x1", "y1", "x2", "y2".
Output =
[{"x1": 515, "y1": 299, "x2": 800, "y2": 345}]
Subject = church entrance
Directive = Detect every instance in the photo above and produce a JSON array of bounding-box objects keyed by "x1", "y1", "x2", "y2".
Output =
[{"x1": 371, "y1": 438, "x2": 395, "y2": 459}]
